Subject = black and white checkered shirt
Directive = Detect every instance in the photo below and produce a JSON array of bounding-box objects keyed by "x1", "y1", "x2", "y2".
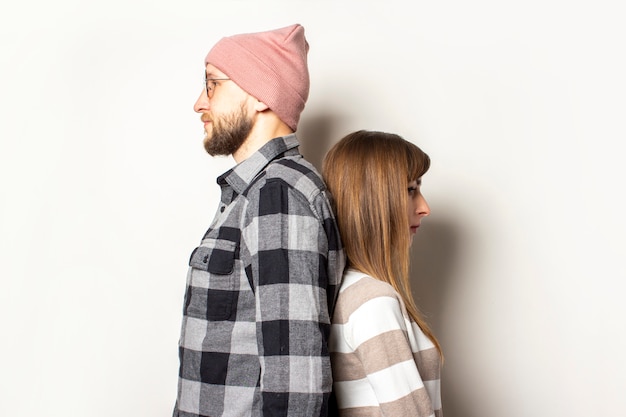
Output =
[{"x1": 174, "y1": 134, "x2": 345, "y2": 417}]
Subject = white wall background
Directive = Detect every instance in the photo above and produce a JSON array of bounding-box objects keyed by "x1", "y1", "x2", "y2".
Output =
[{"x1": 1, "y1": 1, "x2": 625, "y2": 416}]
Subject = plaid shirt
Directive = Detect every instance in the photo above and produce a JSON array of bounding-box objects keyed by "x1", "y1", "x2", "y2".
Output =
[{"x1": 174, "y1": 134, "x2": 345, "y2": 417}]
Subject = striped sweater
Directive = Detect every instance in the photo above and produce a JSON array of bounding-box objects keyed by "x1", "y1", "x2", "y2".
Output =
[{"x1": 330, "y1": 269, "x2": 442, "y2": 416}]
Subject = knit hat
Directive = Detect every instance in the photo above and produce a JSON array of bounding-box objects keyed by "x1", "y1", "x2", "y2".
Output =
[{"x1": 205, "y1": 24, "x2": 310, "y2": 131}]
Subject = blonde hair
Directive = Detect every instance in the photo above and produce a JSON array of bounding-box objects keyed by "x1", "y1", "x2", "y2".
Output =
[{"x1": 323, "y1": 130, "x2": 442, "y2": 358}]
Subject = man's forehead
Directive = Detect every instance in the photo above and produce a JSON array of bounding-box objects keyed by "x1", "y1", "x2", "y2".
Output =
[{"x1": 205, "y1": 63, "x2": 226, "y2": 77}]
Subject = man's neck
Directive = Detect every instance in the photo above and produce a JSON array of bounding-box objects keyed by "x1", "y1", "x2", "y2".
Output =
[{"x1": 232, "y1": 114, "x2": 293, "y2": 163}]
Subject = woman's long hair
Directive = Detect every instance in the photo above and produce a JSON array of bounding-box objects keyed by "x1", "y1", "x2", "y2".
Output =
[{"x1": 323, "y1": 130, "x2": 442, "y2": 358}]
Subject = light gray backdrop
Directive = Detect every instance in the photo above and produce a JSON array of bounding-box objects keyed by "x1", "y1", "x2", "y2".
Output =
[{"x1": 2, "y1": 1, "x2": 625, "y2": 416}]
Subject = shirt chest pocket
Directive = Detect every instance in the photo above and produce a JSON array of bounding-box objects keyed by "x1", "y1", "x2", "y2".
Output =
[{"x1": 186, "y1": 238, "x2": 239, "y2": 321}]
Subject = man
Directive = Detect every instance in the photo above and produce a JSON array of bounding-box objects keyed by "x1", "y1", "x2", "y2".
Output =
[{"x1": 173, "y1": 24, "x2": 345, "y2": 417}]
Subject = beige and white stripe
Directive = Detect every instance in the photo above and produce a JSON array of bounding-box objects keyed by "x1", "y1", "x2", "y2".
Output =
[{"x1": 330, "y1": 269, "x2": 442, "y2": 416}]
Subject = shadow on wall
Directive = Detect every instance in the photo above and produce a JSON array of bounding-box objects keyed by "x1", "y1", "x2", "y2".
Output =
[
  {"x1": 410, "y1": 218, "x2": 459, "y2": 332},
  {"x1": 410, "y1": 217, "x2": 476, "y2": 417},
  {"x1": 296, "y1": 113, "x2": 341, "y2": 172}
]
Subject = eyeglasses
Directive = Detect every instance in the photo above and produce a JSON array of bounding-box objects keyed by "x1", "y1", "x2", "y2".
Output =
[{"x1": 204, "y1": 77, "x2": 231, "y2": 98}]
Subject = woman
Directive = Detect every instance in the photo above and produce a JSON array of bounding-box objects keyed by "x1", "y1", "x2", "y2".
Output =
[{"x1": 323, "y1": 130, "x2": 443, "y2": 416}]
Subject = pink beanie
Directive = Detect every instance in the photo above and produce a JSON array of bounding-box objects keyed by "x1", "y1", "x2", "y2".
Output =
[{"x1": 205, "y1": 24, "x2": 310, "y2": 131}]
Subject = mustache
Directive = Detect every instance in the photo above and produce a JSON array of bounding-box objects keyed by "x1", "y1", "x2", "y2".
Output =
[{"x1": 200, "y1": 114, "x2": 212, "y2": 123}]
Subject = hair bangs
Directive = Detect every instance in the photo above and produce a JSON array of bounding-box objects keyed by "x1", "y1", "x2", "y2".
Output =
[{"x1": 405, "y1": 141, "x2": 430, "y2": 183}]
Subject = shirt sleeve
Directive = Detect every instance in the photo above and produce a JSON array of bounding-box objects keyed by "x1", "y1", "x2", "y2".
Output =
[
  {"x1": 245, "y1": 177, "x2": 333, "y2": 416},
  {"x1": 345, "y1": 292, "x2": 436, "y2": 416}
]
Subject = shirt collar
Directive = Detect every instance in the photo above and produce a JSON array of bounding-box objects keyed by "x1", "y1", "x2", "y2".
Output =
[{"x1": 217, "y1": 134, "x2": 300, "y2": 194}]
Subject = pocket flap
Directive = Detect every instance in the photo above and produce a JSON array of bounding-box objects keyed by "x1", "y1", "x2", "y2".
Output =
[{"x1": 188, "y1": 239, "x2": 237, "y2": 275}]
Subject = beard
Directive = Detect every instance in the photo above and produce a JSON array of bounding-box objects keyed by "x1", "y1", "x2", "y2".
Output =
[{"x1": 203, "y1": 105, "x2": 254, "y2": 157}]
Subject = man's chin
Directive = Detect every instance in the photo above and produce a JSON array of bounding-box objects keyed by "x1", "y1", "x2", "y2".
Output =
[{"x1": 203, "y1": 137, "x2": 230, "y2": 157}]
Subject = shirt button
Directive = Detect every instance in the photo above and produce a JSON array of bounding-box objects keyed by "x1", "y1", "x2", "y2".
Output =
[{"x1": 220, "y1": 206, "x2": 225, "y2": 212}]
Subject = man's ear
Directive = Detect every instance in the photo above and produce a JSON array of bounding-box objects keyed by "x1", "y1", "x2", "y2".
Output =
[{"x1": 254, "y1": 99, "x2": 269, "y2": 112}]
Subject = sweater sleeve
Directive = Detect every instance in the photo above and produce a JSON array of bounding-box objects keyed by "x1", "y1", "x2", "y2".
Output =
[{"x1": 343, "y1": 290, "x2": 436, "y2": 416}]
